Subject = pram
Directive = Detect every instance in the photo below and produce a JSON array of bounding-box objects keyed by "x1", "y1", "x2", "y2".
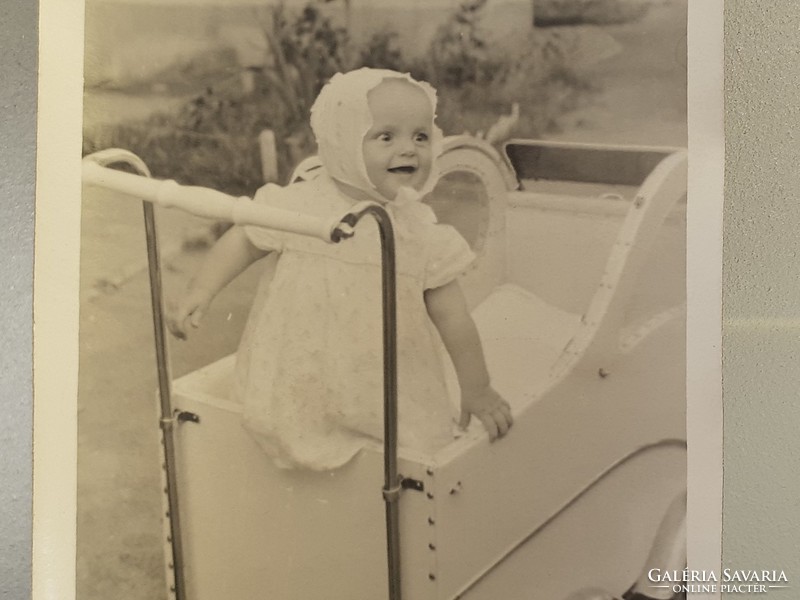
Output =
[{"x1": 82, "y1": 136, "x2": 687, "y2": 600}]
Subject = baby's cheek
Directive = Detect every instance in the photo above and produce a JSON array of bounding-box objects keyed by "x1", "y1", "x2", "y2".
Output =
[{"x1": 417, "y1": 162, "x2": 433, "y2": 187}]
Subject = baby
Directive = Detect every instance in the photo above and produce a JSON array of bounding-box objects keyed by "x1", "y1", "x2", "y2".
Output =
[{"x1": 168, "y1": 68, "x2": 512, "y2": 469}]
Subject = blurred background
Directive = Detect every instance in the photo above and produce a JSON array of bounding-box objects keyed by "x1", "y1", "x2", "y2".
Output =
[
  {"x1": 83, "y1": 0, "x2": 687, "y2": 191},
  {"x1": 78, "y1": 0, "x2": 687, "y2": 598}
]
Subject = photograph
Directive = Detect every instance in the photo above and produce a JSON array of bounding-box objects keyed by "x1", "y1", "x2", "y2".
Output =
[{"x1": 76, "y1": 0, "x2": 691, "y2": 598}]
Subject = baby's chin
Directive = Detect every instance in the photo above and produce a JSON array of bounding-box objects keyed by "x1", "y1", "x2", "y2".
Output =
[
  {"x1": 385, "y1": 184, "x2": 425, "y2": 203},
  {"x1": 386, "y1": 174, "x2": 430, "y2": 198}
]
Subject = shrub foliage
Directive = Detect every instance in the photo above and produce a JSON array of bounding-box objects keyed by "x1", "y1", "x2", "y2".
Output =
[{"x1": 84, "y1": 0, "x2": 595, "y2": 195}]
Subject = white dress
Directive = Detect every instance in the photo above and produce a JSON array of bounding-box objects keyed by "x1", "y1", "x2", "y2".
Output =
[{"x1": 235, "y1": 175, "x2": 475, "y2": 470}]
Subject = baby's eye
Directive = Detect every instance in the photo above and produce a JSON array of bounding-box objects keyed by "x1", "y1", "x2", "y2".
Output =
[
  {"x1": 377, "y1": 132, "x2": 393, "y2": 142},
  {"x1": 415, "y1": 132, "x2": 430, "y2": 143}
]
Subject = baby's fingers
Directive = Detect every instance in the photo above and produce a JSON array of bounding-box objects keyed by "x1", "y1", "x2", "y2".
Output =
[
  {"x1": 189, "y1": 306, "x2": 205, "y2": 329},
  {"x1": 498, "y1": 401, "x2": 513, "y2": 430},
  {"x1": 458, "y1": 411, "x2": 471, "y2": 430},
  {"x1": 493, "y1": 404, "x2": 513, "y2": 438},
  {"x1": 165, "y1": 302, "x2": 186, "y2": 340},
  {"x1": 166, "y1": 301, "x2": 202, "y2": 341},
  {"x1": 479, "y1": 401, "x2": 513, "y2": 441},
  {"x1": 166, "y1": 316, "x2": 187, "y2": 340},
  {"x1": 477, "y1": 412, "x2": 499, "y2": 441}
]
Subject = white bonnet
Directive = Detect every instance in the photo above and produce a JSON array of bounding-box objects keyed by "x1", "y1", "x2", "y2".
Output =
[{"x1": 309, "y1": 67, "x2": 444, "y2": 201}]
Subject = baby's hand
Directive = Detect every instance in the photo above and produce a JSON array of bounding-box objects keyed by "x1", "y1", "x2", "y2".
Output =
[
  {"x1": 166, "y1": 284, "x2": 212, "y2": 340},
  {"x1": 458, "y1": 385, "x2": 513, "y2": 441}
]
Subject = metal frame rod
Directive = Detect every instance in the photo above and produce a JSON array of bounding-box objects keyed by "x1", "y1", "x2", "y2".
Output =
[
  {"x1": 82, "y1": 158, "x2": 349, "y2": 243},
  {"x1": 143, "y1": 201, "x2": 188, "y2": 600},
  {"x1": 349, "y1": 204, "x2": 401, "y2": 600},
  {"x1": 84, "y1": 149, "x2": 400, "y2": 599},
  {"x1": 84, "y1": 150, "x2": 189, "y2": 599}
]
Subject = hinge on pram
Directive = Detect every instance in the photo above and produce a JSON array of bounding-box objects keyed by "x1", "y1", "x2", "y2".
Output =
[
  {"x1": 160, "y1": 410, "x2": 201, "y2": 430},
  {"x1": 400, "y1": 477, "x2": 425, "y2": 492},
  {"x1": 176, "y1": 410, "x2": 200, "y2": 424},
  {"x1": 159, "y1": 410, "x2": 199, "y2": 432},
  {"x1": 384, "y1": 476, "x2": 425, "y2": 502}
]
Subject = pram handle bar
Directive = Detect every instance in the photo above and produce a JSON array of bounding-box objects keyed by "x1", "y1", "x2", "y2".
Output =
[
  {"x1": 83, "y1": 150, "x2": 404, "y2": 600},
  {"x1": 82, "y1": 158, "x2": 355, "y2": 243}
]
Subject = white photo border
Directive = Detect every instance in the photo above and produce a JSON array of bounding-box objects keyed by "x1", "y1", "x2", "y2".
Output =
[{"x1": 32, "y1": 1, "x2": 724, "y2": 597}]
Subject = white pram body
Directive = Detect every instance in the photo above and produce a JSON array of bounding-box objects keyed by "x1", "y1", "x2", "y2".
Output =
[{"x1": 160, "y1": 138, "x2": 687, "y2": 599}]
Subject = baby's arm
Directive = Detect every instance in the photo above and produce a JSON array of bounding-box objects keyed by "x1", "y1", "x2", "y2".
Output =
[
  {"x1": 424, "y1": 280, "x2": 513, "y2": 441},
  {"x1": 167, "y1": 225, "x2": 268, "y2": 339}
]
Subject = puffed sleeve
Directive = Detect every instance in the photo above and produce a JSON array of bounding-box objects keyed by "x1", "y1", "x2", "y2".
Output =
[
  {"x1": 242, "y1": 183, "x2": 287, "y2": 252},
  {"x1": 424, "y1": 224, "x2": 476, "y2": 290}
]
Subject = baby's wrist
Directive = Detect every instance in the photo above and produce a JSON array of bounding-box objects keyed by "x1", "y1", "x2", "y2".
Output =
[
  {"x1": 461, "y1": 381, "x2": 492, "y2": 399},
  {"x1": 187, "y1": 279, "x2": 215, "y2": 301}
]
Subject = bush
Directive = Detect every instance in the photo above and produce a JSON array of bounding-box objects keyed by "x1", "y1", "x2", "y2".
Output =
[
  {"x1": 257, "y1": 2, "x2": 351, "y2": 129},
  {"x1": 83, "y1": 120, "x2": 265, "y2": 197},
  {"x1": 424, "y1": 0, "x2": 594, "y2": 138},
  {"x1": 85, "y1": 0, "x2": 595, "y2": 194},
  {"x1": 84, "y1": 1, "x2": 351, "y2": 190},
  {"x1": 426, "y1": 0, "x2": 500, "y2": 88},
  {"x1": 356, "y1": 30, "x2": 407, "y2": 72},
  {"x1": 535, "y1": 0, "x2": 652, "y2": 27}
]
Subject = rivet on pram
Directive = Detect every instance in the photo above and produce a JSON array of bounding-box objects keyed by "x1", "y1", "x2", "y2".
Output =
[
  {"x1": 428, "y1": 517, "x2": 435, "y2": 525},
  {"x1": 429, "y1": 573, "x2": 436, "y2": 581},
  {"x1": 428, "y1": 543, "x2": 436, "y2": 551},
  {"x1": 598, "y1": 368, "x2": 610, "y2": 379}
]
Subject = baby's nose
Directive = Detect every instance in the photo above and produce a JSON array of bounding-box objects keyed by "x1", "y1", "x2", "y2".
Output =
[{"x1": 398, "y1": 140, "x2": 416, "y2": 155}]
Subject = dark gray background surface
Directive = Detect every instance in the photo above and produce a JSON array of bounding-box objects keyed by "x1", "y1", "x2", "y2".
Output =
[
  {"x1": 2, "y1": 2, "x2": 800, "y2": 599},
  {"x1": 722, "y1": 0, "x2": 800, "y2": 592},
  {"x1": 0, "y1": 3, "x2": 37, "y2": 600}
]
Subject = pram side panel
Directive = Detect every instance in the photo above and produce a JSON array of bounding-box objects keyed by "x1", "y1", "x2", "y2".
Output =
[
  {"x1": 169, "y1": 384, "x2": 437, "y2": 600},
  {"x1": 429, "y1": 314, "x2": 685, "y2": 598}
]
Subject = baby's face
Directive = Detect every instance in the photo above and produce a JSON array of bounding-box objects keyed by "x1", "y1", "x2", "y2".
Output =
[{"x1": 362, "y1": 79, "x2": 434, "y2": 201}]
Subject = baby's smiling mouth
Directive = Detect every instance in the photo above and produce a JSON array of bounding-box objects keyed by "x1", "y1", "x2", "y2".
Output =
[{"x1": 387, "y1": 165, "x2": 417, "y2": 174}]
